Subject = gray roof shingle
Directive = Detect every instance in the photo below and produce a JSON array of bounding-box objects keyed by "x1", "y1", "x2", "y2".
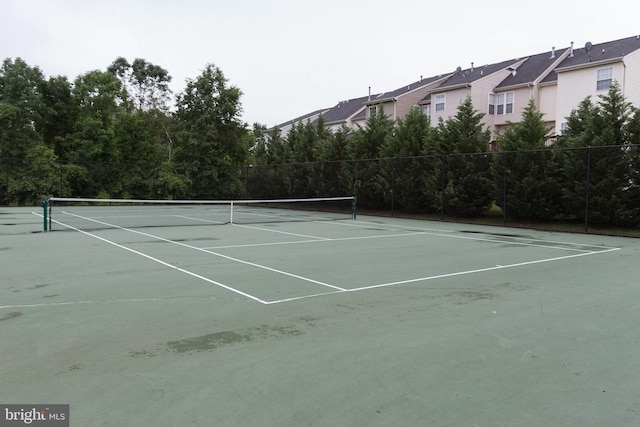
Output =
[
  {"x1": 556, "y1": 35, "x2": 640, "y2": 70},
  {"x1": 365, "y1": 74, "x2": 448, "y2": 104},
  {"x1": 496, "y1": 49, "x2": 563, "y2": 89},
  {"x1": 435, "y1": 58, "x2": 522, "y2": 90},
  {"x1": 321, "y1": 95, "x2": 377, "y2": 124}
]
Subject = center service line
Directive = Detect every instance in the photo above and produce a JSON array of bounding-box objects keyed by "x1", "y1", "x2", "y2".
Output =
[{"x1": 59, "y1": 211, "x2": 346, "y2": 292}]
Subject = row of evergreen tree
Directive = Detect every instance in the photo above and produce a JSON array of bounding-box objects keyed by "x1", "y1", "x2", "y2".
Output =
[
  {"x1": 250, "y1": 87, "x2": 640, "y2": 227},
  {"x1": 2, "y1": 56, "x2": 640, "y2": 227}
]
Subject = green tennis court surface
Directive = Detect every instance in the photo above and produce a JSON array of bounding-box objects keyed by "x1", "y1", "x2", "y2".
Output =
[{"x1": 2, "y1": 206, "x2": 640, "y2": 426}]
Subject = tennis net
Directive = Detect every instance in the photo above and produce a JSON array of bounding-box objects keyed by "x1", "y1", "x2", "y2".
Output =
[{"x1": 42, "y1": 196, "x2": 357, "y2": 231}]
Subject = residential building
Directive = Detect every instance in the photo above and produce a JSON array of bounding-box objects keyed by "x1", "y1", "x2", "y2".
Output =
[
  {"x1": 363, "y1": 74, "x2": 452, "y2": 122},
  {"x1": 273, "y1": 34, "x2": 640, "y2": 144},
  {"x1": 553, "y1": 36, "x2": 640, "y2": 135}
]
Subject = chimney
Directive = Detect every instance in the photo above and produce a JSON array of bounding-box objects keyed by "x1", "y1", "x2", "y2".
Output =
[
  {"x1": 368, "y1": 86, "x2": 371, "y2": 102},
  {"x1": 570, "y1": 41, "x2": 574, "y2": 57},
  {"x1": 550, "y1": 46, "x2": 556, "y2": 59},
  {"x1": 471, "y1": 62, "x2": 474, "y2": 73}
]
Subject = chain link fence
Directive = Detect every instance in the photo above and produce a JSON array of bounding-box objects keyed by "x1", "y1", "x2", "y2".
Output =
[{"x1": 3, "y1": 145, "x2": 640, "y2": 236}]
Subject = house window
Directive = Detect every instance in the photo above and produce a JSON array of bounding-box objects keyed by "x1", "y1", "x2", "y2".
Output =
[
  {"x1": 488, "y1": 93, "x2": 495, "y2": 115},
  {"x1": 435, "y1": 94, "x2": 445, "y2": 111},
  {"x1": 560, "y1": 122, "x2": 569, "y2": 134},
  {"x1": 506, "y1": 92, "x2": 514, "y2": 114},
  {"x1": 496, "y1": 92, "x2": 514, "y2": 115},
  {"x1": 423, "y1": 104, "x2": 431, "y2": 117},
  {"x1": 597, "y1": 67, "x2": 613, "y2": 91},
  {"x1": 369, "y1": 105, "x2": 377, "y2": 116}
]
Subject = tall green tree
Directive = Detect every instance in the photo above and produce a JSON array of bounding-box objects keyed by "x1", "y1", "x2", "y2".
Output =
[
  {"x1": 494, "y1": 99, "x2": 560, "y2": 220},
  {"x1": 346, "y1": 106, "x2": 394, "y2": 208},
  {"x1": 315, "y1": 125, "x2": 350, "y2": 198},
  {"x1": 61, "y1": 70, "x2": 123, "y2": 197},
  {"x1": 173, "y1": 63, "x2": 249, "y2": 198},
  {"x1": 0, "y1": 58, "x2": 46, "y2": 159},
  {"x1": 108, "y1": 57, "x2": 172, "y2": 112},
  {"x1": 40, "y1": 76, "x2": 75, "y2": 152},
  {"x1": 558, "y1": 83, "x2": 639, "y2": 226},
  {"x1": 0, "y1": 58, "x2": 61, "y2": 203},
  {"x1": 435, "y1": 97, "x2": 493, "y2": 216},
  {"x1": 380, "y1": 106, "x2": 435, "y2": 213}
]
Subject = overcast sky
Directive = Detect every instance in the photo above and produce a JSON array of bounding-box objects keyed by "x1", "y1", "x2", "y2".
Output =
[{"x1": 1, "y1": 0, "x2": 638, "y2": 127}]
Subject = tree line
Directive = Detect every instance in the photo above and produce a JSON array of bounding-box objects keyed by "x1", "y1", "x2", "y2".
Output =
[
  {"x1": 2, "y1": 56, "x2": 640, "y2": 228},
  {"x1": 0, "y1": 56, "x2": 250, "y2": 203}
]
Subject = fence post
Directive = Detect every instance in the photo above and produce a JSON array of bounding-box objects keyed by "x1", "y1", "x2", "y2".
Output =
[
  {"x1": 391, "y1": 158, "x2": 395, "y2": 216},
  {"x1": 42, "y1": 198, "x2": 48, "y2": 232},
  {"x1": 503, "y1": 151, "x2": 508, "y2": 225},
  {"x1": 440, "y1": 155, "x2": 446, "y2": 221},
  {"x1": 584, "y1": 146, "x2": 591, "y2": 233},
  {"x1": 3, "y1": 161, "x2": 8, "y2": 206}
]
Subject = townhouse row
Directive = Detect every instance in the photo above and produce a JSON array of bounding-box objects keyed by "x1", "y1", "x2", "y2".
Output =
[{"x1": 276, "y1": 34, "x2": 640, "y2": 143}]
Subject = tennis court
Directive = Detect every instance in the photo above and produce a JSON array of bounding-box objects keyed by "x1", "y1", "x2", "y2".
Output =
[{"x1": 2, "y1": 202, "x2": 640, "y2": 426}]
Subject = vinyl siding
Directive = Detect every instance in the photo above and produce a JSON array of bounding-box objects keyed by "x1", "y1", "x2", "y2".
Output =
[
  {"x1": 622, "y1": 49, "x2": 640, "y2": 106},
  {"x1": 555, "y1": 61, "x2": 625, "y2": 134},
  {"x1": 538, "y1": 84, "x2": 557, "y2": 129}
]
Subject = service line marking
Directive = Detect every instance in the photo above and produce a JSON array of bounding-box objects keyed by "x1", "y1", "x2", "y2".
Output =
[{"x1": 56, "y1": 211, "x2": 346, "y2": 293}]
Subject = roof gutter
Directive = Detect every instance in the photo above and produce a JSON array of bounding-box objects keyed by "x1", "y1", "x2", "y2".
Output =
[{"x1": 555, "y1": 56, "x2": 624, "y2": 73}]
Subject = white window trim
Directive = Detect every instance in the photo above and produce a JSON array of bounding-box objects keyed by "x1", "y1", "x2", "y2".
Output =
[
  {"x1": 496, "y1": 91, "x2": 514, "y2": 115},
  {"x1": 596, "y1": 67, "x2": 613, "y2": 91},
  {"x1": 435, "y1": 94, "x2": 445, "y2": 112},
  {"x1": 488, "y1": 93, "x2": 495, "y2": 115}
]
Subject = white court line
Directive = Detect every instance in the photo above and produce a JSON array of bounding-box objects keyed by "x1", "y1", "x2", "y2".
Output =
[
  {"x1": 349, "y1": 247, "x2": 621, "y2": 291},
  {"x1": 57, "y1": 211, "x2": 346, "y2": 292},
  {"x1": 232, "y1": 223, "x2": 331, "y2": 240},
  {"x1": 203, "y1": 231, "x2": 432, "y2": 250},
  {"x1": 216, "y1": 220, "x2": 614, "y2": 254},
  {"x1": 326, "y1": 219, "x2": 616, "y2": 253},
  {"x1": 173, "y1": 214, "x2": 226, "y2": 224},
  {"x1": 264, "y1": 246, "x2": 621, "y2": 304},
  {"x1": 0, "y1": 296, "x2": 230, "y2": 310},
  {"x1": 41, "y1": 217, "x2": 269, "y2": 304},
  {"x1": 31, "y1": 212, "x2": 622, "y2": 306}
]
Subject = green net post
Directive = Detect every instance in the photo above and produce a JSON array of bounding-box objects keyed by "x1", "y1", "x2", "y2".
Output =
[
  {"x1": 42, "y1": 198, "x2": 48, "y2": 232},
  {"x1": 352, "y1": 196, "x2": 357, "y2": 220}
]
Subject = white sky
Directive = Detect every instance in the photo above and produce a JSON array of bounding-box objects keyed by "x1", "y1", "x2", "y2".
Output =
[{"x1": 1, "y1": 0, "x2": 638, "y2": 127}]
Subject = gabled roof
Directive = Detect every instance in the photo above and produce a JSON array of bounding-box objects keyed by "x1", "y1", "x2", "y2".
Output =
[
  {"x1": 556, "y1": 35, "x2": 640, "y2": 70},
  {"x1": 434, "y1": 58, "x2": 522, "y2": 91},
  {"x1": 321, "y1": 95, "x2": 377, "y2": 124},
  {"x1": 365, "y1": 74, "x2": 449, "y2": 104},
  {"x1": 495, "y1": 48, "x2": 567, "y2": 89},
  {"x1": 275, "y1": 108, "x2": 330, "y2": 129}
]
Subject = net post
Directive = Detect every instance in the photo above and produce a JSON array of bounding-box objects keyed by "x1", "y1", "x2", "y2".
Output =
[
  {"x1": 42, "y1": 198, "x2": 48, "y2": 232},
  {"x1": 230, "y1": 201, "x2": 234, "y2": 224},
  {"x1": 352, "y1": 196, "x2": 357, "y2": 220}
]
